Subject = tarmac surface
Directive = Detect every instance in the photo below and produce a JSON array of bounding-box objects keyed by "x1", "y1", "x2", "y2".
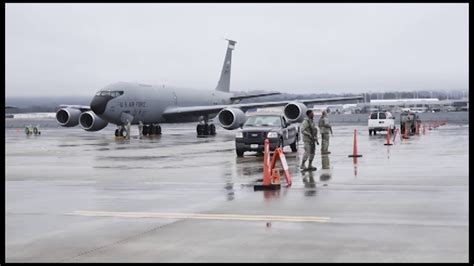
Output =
[{"x1": 5, "y1": 120, "x2": 469, "y2": 262}]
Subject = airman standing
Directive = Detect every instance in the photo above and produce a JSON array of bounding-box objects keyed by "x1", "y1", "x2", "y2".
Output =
[
  {"x1": 319, "y1": 110, "x2": 333, "y2": 154},
  {"x1": 300, "y1": 110, "x2": 319, "y2": 171}
]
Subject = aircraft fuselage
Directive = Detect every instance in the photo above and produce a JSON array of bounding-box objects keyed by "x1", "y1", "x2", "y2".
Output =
[{"x1": 91, "y1": 81, "x2": 233, "y2": 125}]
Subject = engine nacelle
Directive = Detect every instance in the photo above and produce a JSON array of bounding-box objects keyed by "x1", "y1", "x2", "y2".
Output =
[
  {"x1": 56, "y1": 108, "x2": 81, "y2": 127},
  {"x1": 284, "y1": 102, "x2": 308, "y2": 123},
  {"x1": 79, "y1": 111, "x2": 109, "y2": 131},
  {"x1": 217, "y1": 108, "x2": 246, "y2": 130}
]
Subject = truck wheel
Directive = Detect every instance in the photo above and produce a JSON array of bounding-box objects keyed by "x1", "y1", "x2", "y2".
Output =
[
  {"x1": 369, "y1": 130, "x2": 372, "y2": 136},
  {"x1": 290, "y1": 138, "x2": 298, "y2": 152},
  {"x1": 236, "y1": 149, "x2": 244, "y2": 157},
  {"x1": 373, "y1": 130, "x2": 377, "y2": 135}
]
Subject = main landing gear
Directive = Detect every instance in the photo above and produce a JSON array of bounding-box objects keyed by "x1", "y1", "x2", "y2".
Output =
[
  {"x1": 196, "y1": 116, "x2": 216, "y2": 136},
  {"x1": 139, "y1": 122, "x2": 162, "y2": 137},
  {"x1": 114, "y1": 121, "x2": 162, "y2": 139},
  {"x1": 142, "y1": 124, "x2": 162, "y2": 136}
]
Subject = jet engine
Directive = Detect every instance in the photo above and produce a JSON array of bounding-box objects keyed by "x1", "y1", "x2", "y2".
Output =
[
  {"x1": 283, "y1": 102, "x2": 308, "y2": 123},
  {"x1": 79, "y1": 111, "x2": 109, "y2": 131},
  {"x1": 56, "y1": 108, "x2": 81, "y2": 127},
  {"x1": 217, "y1": 108, "x2": 246, "y2": 130}
]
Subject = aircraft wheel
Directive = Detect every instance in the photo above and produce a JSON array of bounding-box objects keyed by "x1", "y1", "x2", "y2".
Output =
[
  {"x1": 156, "y1": 125, "x2": 162, "y2": 135},
  {"x1": 203, "y1": 124, "x2": 210, "y2": 135},
  {"x1": 196, "y1": 124, "x2": 203, "y2": 135},
  {"x1": 197, "y1": 124, "x2": 208, "y2": 136},
  {"x1": 209, "y1": 124, "x2": 216, "y2": 135}
]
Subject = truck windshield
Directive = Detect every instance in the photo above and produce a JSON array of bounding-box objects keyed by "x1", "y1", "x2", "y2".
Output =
[{"x1": 244, "y1": 115, "x2": 282, "y2": 127}]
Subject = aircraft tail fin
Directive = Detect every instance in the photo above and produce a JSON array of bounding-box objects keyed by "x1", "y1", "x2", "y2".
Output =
[{"x1": 215, "y1": 39, "x2": 236, "y2": 92}]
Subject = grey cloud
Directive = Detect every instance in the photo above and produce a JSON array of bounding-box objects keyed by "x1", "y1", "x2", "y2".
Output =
[{"x1": 5, "y1": 3, "x2": 468, "y2": 97}]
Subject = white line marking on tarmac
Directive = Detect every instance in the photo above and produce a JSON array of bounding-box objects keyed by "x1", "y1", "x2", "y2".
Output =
[{"x1": 70, "y1": 211, "x2": 330, "y2": 223}]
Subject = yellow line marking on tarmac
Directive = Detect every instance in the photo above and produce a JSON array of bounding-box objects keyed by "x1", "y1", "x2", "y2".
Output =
[{"x1": 71, "y1": 211, "x2": 330, "y2": 223}]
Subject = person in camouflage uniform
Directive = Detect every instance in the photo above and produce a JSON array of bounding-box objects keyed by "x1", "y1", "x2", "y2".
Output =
[
  {"x1": 300, "y1": 110, "x2": 319, "y2": 171},
  {"x1": 319, "y1": 110, "x2": 333, "y2": 154}
]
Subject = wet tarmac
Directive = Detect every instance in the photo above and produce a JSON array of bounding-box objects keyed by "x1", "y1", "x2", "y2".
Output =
[{"x1": 5, "y1": 122, "x2": 469, "y2": 262}]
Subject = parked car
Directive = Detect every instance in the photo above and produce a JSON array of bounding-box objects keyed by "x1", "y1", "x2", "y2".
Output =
[
  {"x1": 368, "y1": 111, "x2": 395, "y2": 135},
  {"x1": 235, "y1": 113, "x2": 299, "y2": 157}
]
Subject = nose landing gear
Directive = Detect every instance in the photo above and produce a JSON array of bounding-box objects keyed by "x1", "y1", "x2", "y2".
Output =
[{"x1": 115, "y1": 124, "x2": 130, "y2": 139}]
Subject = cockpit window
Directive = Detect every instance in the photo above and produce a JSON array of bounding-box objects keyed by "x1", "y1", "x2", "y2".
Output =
[{"x1": 95, "y1": 90, "x2": 124, "y2": 97}]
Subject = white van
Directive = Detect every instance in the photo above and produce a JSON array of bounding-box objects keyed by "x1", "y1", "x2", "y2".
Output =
[{"x1": 368, "y1": 111, "x2": 395, "y2": 135}]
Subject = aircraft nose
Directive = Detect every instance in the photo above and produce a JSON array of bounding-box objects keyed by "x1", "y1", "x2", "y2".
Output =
[{"x1": 90, "y1": 96, "x2": 110, "y2": 115}]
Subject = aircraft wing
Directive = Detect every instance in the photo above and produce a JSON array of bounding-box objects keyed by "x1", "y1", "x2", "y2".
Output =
[
  {"x1": 162, "y1": 95, "x2": 364, "y2": 119},
  {"x1": 230, "y1": 92, "x2": 281, "y2": 101},
  {"x1": 58, "y1": 104, "x2": 91, "y2": 112}
]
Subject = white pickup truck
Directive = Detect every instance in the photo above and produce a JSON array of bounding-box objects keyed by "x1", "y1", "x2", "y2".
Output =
[{"x1": 368, "y1": 111, "x2": 395, "y2": 135}]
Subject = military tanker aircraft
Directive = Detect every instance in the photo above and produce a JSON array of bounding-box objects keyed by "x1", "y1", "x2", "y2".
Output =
[{"x1": 56, "y1": 39, "x2": 363, "y2": 137}]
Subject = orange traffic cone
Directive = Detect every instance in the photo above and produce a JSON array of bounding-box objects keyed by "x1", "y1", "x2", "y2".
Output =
[
  {"x1": 255, "y1": 139, "x2": 292, "y2": 190},
  {"x1": 348, "y1": 129, "x2": 362, "y2": 158},
  {"x1": 384, "y1": 127, "x2": 393, "y2": 146}
]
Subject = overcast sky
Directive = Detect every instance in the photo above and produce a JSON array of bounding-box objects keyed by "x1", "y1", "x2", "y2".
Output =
[{"x1": 5, "y1": 3, "x2": 468, "y2": 98}]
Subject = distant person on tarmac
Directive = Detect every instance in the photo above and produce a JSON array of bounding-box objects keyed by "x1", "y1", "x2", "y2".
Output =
[
  {"x1": 319, "y1": 110, "x2": 333, "y2": 154},
  {"x1": 300, "y1": 110, "x2": 319, "y2": 171},
  {"x1": 138, "y1": 121, "x2": 144, "y2": 137}
]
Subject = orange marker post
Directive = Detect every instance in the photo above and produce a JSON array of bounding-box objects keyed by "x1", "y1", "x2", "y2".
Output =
[
  {"x1": 384, "y1": 127, "x2": 393, "y2": 146},
  {"x1": 348, "y1": 129, "x2": 362, "y2": 158},
  {"x1": 402, "y1": 122, "x2": 409, "y2": 139}
]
